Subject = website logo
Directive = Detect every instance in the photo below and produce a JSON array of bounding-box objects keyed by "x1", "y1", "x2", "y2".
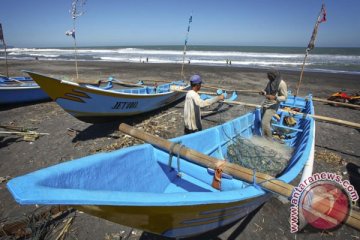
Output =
[{"x1": 290, "y1": 172, "x2": 359, "y2": 232}]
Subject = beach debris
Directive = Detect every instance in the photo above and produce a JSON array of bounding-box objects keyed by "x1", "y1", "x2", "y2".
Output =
[
  {"x1": 54, "y1": 216, "x2": 74, "y2": 240},
  {"x1": 0, "y1": 206, "x2": 73, "y2": 239},
  {"x1": 0, "y1": 176, "x2": 11, "y2": 184},
  {"x1": 66, "y1": 127, "x2": 79, "y2": 137},
  {"x1": 94, "y1": 110, "x2": 181, "y2": 153},
  {"x1": 0, "y1": 124, "x2": 48, "y2": 142},
  {"x1": 0, "y1": 124, "x2": 37, "y2": 132},
  {"x1": 0, "y1": 130, "x2": 49, "y2": 142},
  {"x1": 315, "y1": 150, "x2": 346, "y2": 166}
]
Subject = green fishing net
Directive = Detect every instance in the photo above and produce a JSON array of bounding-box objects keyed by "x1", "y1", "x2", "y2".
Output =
[{"x1": 227, "y1": 135, "x2": 292, "y2": 177}]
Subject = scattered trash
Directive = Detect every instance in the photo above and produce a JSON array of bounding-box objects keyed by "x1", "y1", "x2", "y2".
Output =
[
  {"x1": 315, "y1": 150, "x2": 346, "y2": 165},
  {"x1": 0, "y1": 176, "x2": 11, "y2": 183},
  {"x1": 0, "y1": 124, "x2": 49, "y2": 142},
  {"x1": 95, "y1": 110, "x2": 181, "y2": 153},
  {"x1": 66, "y1": 128, "x2": 79, "y2": 137}
]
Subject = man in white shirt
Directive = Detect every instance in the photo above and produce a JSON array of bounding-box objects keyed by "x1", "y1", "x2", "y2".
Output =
[
  {"x1": 259, "y1": 69, "x2": 288, "y2": 138},
  {"x1": 184, "y1": 74, "x2": 224, "y2": 134}
]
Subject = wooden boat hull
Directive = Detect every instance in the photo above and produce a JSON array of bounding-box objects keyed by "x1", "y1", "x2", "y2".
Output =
[
  {"x1": 76, "y1": 194, "x2": 271, "y2": 238},
  {"x1": 7, "y1": 95, "x2": 315, "y2": 237},
  {"x1": 24, "y1": 71, "x2": 189, "y2": 121}
]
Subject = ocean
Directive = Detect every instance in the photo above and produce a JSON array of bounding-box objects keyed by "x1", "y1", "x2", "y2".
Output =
[{"x1": 2, "y1": 45, "x2": 360, "y2": 75}]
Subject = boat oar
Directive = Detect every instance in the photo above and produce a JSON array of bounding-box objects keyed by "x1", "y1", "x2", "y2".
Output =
[
  {"x1": 169, "y1": 87, "x2": 219, "y2": 96},
  {"x1": 223, "y1": 100, "x2": 360, "y2": 129},
  {"x1": 312, "y1": 97, "x2": 360, "y2": 109},
  {"x1": 200, "y1": 84, "x2": 260, "y2": 93},
  {"x1": 151, "y1": 79, "x2": 260, "y2": 93},
  {"x1": 119, "y1": 123, "x2": 360, "y2": 231}
]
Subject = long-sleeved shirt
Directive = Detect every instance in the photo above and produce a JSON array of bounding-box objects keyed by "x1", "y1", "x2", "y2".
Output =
[
  {"x1": 262, "y1": 80, "x2": 288, "y2": 109},
  {"x1": 184, "y1": 90, "x2": 219, "y2": 131}
]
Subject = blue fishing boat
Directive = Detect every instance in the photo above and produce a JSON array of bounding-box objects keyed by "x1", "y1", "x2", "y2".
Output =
[
  {"x1": 0, "y1": 80, "x2": 50, "y2": 105},
  {"x1": 7, "y1": 94, "x2": 315, "y2": 238},
  {"x1": 0, "y1": 75, "x2": 33, "y2": 83},
  {"x1": 0, "y1": 76, "x2": 113, "y2": 105},
  {"x1": 24, "y1": 71, "x2": 193, "y2": 122}
]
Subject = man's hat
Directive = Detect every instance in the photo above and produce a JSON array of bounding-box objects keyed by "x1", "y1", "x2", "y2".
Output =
[{"x1": 190, "y1": 74, "x2": 202, "y2": 84}]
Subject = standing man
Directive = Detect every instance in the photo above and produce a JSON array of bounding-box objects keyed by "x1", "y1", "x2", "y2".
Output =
[
  {"x1": 260, "y1": 69, "x2": 288, "y2": 138},
  {"x1": 184, "y1": 74, "x2": 224, "y2": 134}
]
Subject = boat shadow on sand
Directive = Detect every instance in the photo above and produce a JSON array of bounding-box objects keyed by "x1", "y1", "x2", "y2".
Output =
[
  {"x1": 0, "y1": 136, "x2": 22, "y2": 148},
  {"x1": 71, "y1": 98, "x2": 185, "y2": 143},
  {"x1": 0, "y1": 99, "x2": 51, "y2": 111}
]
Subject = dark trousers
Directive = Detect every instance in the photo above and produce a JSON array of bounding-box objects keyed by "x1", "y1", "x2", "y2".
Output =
[{"x1": 184, "y1": 127, "x2": 200, "y2": 135}]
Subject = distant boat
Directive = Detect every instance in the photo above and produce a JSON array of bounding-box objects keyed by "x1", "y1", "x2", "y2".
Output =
[
  {"x1": 0, "y1": 75, "x2": 113, "y2": 105},
  {"x1": 0, "y1": 77, "x2": 50, "y2": 105},
  {"x1": 24, "y1": 71, "x2": 191, "y2": 122},
  {"x1": 0, "y1": 75, "x2": 33, "y2": 83},
  {"x1": 0, "y1": 22, "x2": 50, "y2": 105},
  {"x1": 7, "y1": 94, "x2": 315, "y2": 238}
]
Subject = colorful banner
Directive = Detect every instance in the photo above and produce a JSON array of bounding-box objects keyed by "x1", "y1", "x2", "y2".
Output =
[
  {"x1": 307, "y1": 4, "x2": 326, "y2": 52},
  {"x1": 0, "y1": 23, "x2": 4, "y2": 44}
]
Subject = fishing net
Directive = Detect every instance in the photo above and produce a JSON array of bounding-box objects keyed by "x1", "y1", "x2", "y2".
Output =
[{"x1": 227, "y1": 135, "x2": 292, "y2": 177}]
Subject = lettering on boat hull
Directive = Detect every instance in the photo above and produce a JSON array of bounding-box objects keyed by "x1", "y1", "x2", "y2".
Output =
[{"x1": 112, "y1": 101, "x2": 139, "y2": 110}]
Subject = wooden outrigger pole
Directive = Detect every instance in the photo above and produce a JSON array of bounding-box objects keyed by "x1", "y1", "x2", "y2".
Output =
[
  {"x1": 66, "y1": 0, "x2": 86, "y2": 80},
  {"x1": 0, "y1": 23, "x2": 9, "y2": 78},
  {"x1": 295, "y1": 4, "x2": 326, "y2": 96},
  {"x1": 180, "y1": 14, "x2": 193, "y2": 80}
]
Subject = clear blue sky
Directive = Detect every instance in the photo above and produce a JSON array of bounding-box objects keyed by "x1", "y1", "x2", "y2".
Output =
[{"x1": 1, "y1": 0, "x2": 359, "y2": 48}]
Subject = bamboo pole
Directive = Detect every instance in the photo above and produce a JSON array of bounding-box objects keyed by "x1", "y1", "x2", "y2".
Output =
[
  {"x1": 119, "y1": 123, "x2": 360, "y2": 231},
  {"x1": 279, "y1": 109, "x2": 360, "y2": 129},
  {"x1": 312, "y1": 97, "x2": 360, "y2": 109},
  {"x1": 151, "y1": 79, "x2": 260, "y2": 93},
  {"x1": 295, "y1": 52, "x2": 309, "y2": 96},
  {"x1": 170, "y1": 88, "x2": 218, "y2": 96},
  {"x1": 224, "y1": 100, "x2": 360, "y2": 129},
  {"x1": 200, "y1": 84, "x2": 261, "y2": 93},
  {"x1": 0, "y1": 131, "x2": 49, "y2": 136}
]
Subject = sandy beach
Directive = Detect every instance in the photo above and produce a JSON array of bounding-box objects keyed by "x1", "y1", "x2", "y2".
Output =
[{"x1": 0, "y1": 60, "x2": 359, "y2": 239}]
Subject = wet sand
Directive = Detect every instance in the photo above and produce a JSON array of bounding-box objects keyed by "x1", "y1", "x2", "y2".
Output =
[{"x1": 0, "y1": 60, "x2": 359, "y2": 239}]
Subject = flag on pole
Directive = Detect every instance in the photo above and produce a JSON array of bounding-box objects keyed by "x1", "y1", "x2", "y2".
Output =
[
  {"x1": 65, "y1": 29, "x2": 76, "y2": 39},
  {"x1": 181, "y1": 14, "x2": 193, "y2": 78},
  {"x1": 307, "y1": 4, "x2": 326, "y2": 52},
  {"x1": 0, "y1": 23, "x2": 5, "y2": 44},
  {"x1": 184, "y1": 15, "x2": 192, "y2": 51}
]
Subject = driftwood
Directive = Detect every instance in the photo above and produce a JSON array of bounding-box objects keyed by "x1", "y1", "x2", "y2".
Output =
[
  {"x1": 0, "y1": 130, "x2": 49, "y2": 142},
  {"x1": 0, "y1": 206, "x2": 72, "y2": 238},
  {"x1": 119, "y1": 123, "x2": 360, "y2": 231}
]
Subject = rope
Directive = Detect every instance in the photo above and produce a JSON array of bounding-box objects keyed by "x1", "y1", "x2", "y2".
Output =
[
  {"x1": 176, "y1": 144, "x2": 185, "y2": 177},
  {"x1": 168, "y1": 141, "x2": 184, "y2": 176},
  {"x1": 168, "y1": 141, "x2": 179, "y2": 169}
]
